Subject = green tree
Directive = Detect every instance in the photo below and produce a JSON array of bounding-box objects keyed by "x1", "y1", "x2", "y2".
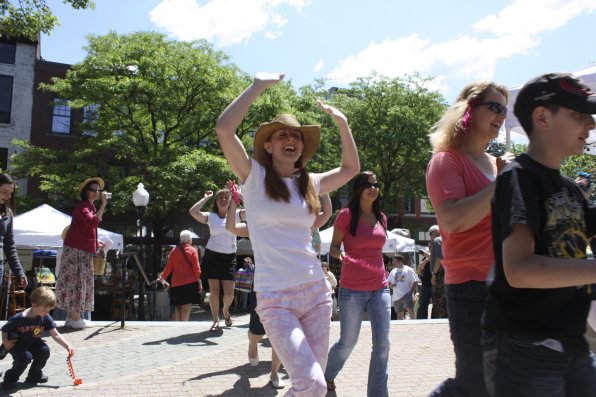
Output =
[
  {"x1": 1, "y1": 0, "x2": 94, "y2": 40},
  {"x1": 11, "y1": 31, "x2": 248, "y2": 274},
  {"x1": 331, "y1": 73, "x2": 446, "y2": 214}
]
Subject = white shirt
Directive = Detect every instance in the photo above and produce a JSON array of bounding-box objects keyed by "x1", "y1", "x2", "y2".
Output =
[
  {"x1": 388, "y1": 265, "x2": 419, "y2": 302},
  {"x1": 205, "y1": 209, "x2": 240, "y2": 254},
  {"x1": 242, "y1": 158, "x2": 323, "y2": 292}
]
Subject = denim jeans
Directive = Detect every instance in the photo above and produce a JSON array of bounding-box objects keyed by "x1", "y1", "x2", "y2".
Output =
[
  {"x1": 3, "y1": 339, "x2": 50, "y2": 384},
  {"x1": 325, "y1": 286, "x2": 391, "y2": 397},
  {"x1": 482, "y1": 330, "x2": 596, "y2": 397},
  {"x1": 417, "y1": 284, "x2": 433, "y2": 320},
  {"x1": 428, "y1": 281, "x2": 489, "y2": 397}
]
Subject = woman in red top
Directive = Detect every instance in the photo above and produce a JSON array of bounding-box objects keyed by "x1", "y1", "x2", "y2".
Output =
[
  {"x1": 158, "y1": 230, "x2": 202, "y2": 321},
  {"x1": 57, "y1": 177, "x2": 108, "y2": 329},
  {"x1": 325, "y1": 171, "x2": 390, "y2": 397},
  {"x1": 425, "y1": 82, "x2": 513, "y2": 397}
]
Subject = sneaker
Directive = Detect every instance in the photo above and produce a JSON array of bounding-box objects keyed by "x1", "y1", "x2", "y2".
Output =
[
  {"x1": 68, "y1": 319, "x2": 86, "y2": 329},
  {"x1": 25, "y1": 374, "x2": 48, "y2": 384},
  {"x1": 64, "y1": 318, "x2": 72, "y2": 327},
  {"x1": 83, "y1": 319, "x2": 94, "y2": 328}
]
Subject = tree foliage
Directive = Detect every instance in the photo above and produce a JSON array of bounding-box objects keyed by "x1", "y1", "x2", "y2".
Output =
[
  {"x1": 1, "y1": 0, "x2": 94, "y2": 40},
  {"x1": 330, "y1": 73, "x2": 446, "y2": 213},
  {"x1": 11, "y1": 32, "x2": 250, "y2": 272}
]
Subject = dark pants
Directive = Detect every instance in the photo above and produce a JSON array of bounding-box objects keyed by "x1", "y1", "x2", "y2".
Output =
[
  {"x1": 417, "y1": 284, "x2": 433, "y2": 320},
  {"x1": 3, "y1": 339, "x2": 50, "y2": 385},
  {"x1": 428, "y1": 281, "x2": 489, "y2": 397},
  {"x1": 482, "y1": 330, "x2": 596, "y2": 397}
]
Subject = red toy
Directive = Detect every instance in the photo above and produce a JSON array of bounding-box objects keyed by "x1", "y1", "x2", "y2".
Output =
[
  {"x1": 67, "y1": 353, "x2": 82, "y2": 386},
  {"x1": 226, "y1": 181, "x2": 241, "y2": 205}
]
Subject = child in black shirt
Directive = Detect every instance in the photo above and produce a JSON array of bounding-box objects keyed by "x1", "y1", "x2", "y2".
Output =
[
  {"x1": 1, "y1": 286, "x2": 74, "y2": 389},
  {"x1": 483, "y1": 73, "x2": 596, "y2": 397}
]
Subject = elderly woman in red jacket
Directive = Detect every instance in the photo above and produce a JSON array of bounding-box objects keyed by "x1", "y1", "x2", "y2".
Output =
[
  {"x1": 56, "y1": 177, "x2": 108, "y2": 329},
  {"x1": 158, "y1": 230, "x2": 202, "y2": 321}
]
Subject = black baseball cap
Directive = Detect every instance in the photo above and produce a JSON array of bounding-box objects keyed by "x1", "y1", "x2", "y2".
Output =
[{"x1": 514, "y1": 73, "x2": 596, "y2": 119}]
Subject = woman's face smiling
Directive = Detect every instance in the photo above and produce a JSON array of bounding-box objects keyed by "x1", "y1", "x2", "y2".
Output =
[
  {"x1": 216, "y1": 193, "x2": 231, "y2": 213},
  {"x1": 471, "y1": 88, "x2": 507, "y2": 141},
  {"x1": 265, "y1": 128, "x2": 304, "y2": 164}
]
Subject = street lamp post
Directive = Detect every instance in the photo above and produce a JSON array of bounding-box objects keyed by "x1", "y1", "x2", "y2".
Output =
[{"x1": 132, "y1": 183, "x2": 150, "y2": 321}]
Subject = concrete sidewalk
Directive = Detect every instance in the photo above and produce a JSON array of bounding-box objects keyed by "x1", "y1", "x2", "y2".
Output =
[{"x1": 0, "y1": 313, "x2": 454, "y2": 397}]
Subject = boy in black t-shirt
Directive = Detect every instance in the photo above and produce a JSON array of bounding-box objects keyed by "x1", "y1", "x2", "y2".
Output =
[
  {"x1": 483, "y1": 73, "x2": 596, "y2": 397},
  {"x1": 1, "y1": 287, "x2": 74, "y2": 390}
]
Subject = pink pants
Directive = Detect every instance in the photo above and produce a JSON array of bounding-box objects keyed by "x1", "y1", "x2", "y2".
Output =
[{"x1": 257, "y1": 279, "x2": 332, "y2": 397}]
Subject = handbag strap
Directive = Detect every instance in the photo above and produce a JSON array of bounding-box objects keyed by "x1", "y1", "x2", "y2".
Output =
[{"x1": 178, "y1": 245, "x2": 195, "y2": 272}]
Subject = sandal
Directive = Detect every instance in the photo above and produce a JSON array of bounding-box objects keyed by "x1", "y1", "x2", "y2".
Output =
[
  {"x1": 224, "y1": 316, "x2": 233, "y2": 327},
  {"x1": 209, "y1": 322, "x2": 220, "y2": 332}
]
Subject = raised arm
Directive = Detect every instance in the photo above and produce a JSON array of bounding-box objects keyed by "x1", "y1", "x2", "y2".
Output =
[
  {"x1": 313, "y1": 193, "x2": 332, "y2": 229},
  {"x1": 216, "y1": 73, "x2": 285, "y2": 183},
  {"x1": 225, "y1": 196, "x2": 249, "y2": 238},
  {"x1": 316, "y1": 101, "x2": 360, "y2": 194},
  {"x1": 189, "y1": 191, "x2": 213, "y2": 224}
]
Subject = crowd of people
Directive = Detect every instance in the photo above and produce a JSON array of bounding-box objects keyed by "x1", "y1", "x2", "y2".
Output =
[{"x1": 1, "y1": 70, "x2": 596, "y2": 396}]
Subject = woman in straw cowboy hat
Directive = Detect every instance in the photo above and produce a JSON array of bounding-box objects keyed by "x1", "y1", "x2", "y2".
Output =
[
  {"x1": 216, "y1": 72, "x2": 359, "y2": 396},
  {"x1": 56, "y1": 177, "x2": 108, "y2": 329}
]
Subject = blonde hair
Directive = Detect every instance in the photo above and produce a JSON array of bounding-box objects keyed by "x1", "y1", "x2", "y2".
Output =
[
  {"x1": 429, "y1": 81, "x2": 509, "y2": 153},
  {"x1": 30, "y1": 286, "x2": 57, "y2": 308}
]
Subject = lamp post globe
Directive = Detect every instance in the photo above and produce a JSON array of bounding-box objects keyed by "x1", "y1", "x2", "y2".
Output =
[{"x1": 132, "y1": 182, "x2": 150, "y2": 321}]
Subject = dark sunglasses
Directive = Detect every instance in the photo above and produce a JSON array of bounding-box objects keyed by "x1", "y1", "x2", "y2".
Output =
[
  {"x1": 364, "y1": 182, "x2": 380, "y2": 189},
  {"x1": 87, "y1": 188, "x2": 102, "y2": 192},
  {"x1": 477, "y1": 102, "x2": 508, "y2": 116}
]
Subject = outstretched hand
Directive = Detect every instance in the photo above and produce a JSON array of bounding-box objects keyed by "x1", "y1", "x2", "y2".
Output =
[
  {"x1": 316, "y1": 100, "x2": 347, "y2": 124},
  {"x1": 254, "y1": 72, "x2": 285, "y2": 89}
]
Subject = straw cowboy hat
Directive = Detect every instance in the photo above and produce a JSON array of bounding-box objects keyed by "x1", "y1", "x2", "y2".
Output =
[
  {"x1": 253, "y1": 114, "x2": 320, "y2": 166},
  {"x1": 78, "y1": 177, "x2": 105, "y2": 196}
]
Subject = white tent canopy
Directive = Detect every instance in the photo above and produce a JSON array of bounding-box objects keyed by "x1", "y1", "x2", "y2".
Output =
[
  {"x1": 505, "y1": 65, "x2": 596, "y2": 152},
  {"x1": 319, "y1": 226, "x2": 416, "y2": 255},
  {"x1": 13, "y1": 204, "x2": 124, "y2": 250}
]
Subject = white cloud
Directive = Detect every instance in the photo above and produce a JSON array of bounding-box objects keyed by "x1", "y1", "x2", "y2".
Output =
[
  {"x1": 313, "y1": 59, "x2": 325, "y2": 72},
  {"x1": 326, "y1": 0, "x2": 595, "y2": 93},
  {"x1": 149, "y1": 0, "x2": 311, "y2": 47}
]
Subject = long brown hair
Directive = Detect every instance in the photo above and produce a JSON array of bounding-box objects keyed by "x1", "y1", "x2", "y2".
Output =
[{"x1": 263, "y1": 155, "x2": 320, "y2": 215}]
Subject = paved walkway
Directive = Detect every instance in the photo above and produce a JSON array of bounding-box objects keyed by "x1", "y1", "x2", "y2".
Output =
[{"x1": 0, "y1": 312, "x2": 454, "y2": 397}]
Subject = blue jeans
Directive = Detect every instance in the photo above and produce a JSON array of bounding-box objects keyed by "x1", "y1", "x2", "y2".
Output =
[
  {"x1": 428, "y1": 281, "x2": 489, "y2": 397},
  {"x1": 4, "y1": 339, "x2": 50, "y2": 384},
  {"x1": 482, "y1": 330, "x2": 596, "y2": 397},
  {"x1": 417, "y1": 284, "x2": 433, "y2": 320},
  {"x1": 325, "y1": 286, "x2": 391, "y2": 397}
]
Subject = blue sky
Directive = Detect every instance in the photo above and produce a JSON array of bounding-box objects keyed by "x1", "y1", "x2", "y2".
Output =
[{"x1": 41, "y1": 0, "x2": 595, "y2": 105}]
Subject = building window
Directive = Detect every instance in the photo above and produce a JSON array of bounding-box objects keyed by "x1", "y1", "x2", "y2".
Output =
[
  {"x1": 82, "y1": 104, "x2": 99, "y2": 136},
  {"x1": 0, "y1": 75, "x2": 13, "y2": 124},
  {"x1": 0, "y1": 147, "x2": 7, "y2": 171},
  {"x1": 51, "y1": 98, "x2": 71, "y2": 134},
  {"x1": 404, "y1": 197, "x2": 416, "y2": 214},
  {"x1": 0, "y1": 40, "x2": 16, "y2": 64},
  {"x1": 420, "y1": 198, "x2": 434, "y2": 214}
]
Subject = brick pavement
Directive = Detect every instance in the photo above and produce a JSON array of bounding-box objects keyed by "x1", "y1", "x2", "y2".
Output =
[{"x1": 0, "y1": 316, "x2": 454, "y2": 397}]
